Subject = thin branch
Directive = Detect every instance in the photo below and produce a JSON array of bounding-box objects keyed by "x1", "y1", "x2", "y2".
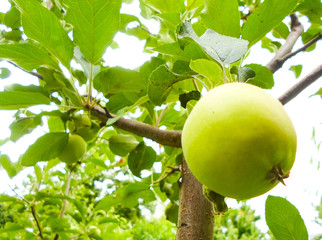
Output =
[
  {"x1": 8, "y1": 61, "x2": 43, "y2": 80},
  {"x1": 90, "y1": 104, "x2": 182, "y2": 148},
  {"x1": 31, "y1": 206, "x2": 44, "y2": 239},
  {"x1": 281, "y1": 34, "x2": 322, "y2": 61},
  {"x1": 278, "y1": 64, "x2": 322, "y2": 105},
  {"x1": 9, "y1": 186, "x2": 44, "y2": 239},
  {"x1": 54, "y1": 169, "x2": 73, "y2": 240},
  {"x1": 266, "y1": 14, "x2": 304, "y2": 73}
]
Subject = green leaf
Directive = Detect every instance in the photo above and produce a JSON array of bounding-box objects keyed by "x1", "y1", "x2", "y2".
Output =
[
  {"x1": 243, "y1": 64, "x2": 274, "y2": 89},
  {"x1": 95, "y1": 195, "x2": 118, "y2": 211},
  {"x1": 165, "y1": 202, "x2": 179, "y2": 224},
  {"x1": 142, "y1": 0, "x2": 185, "y2": 13},
  {"x1": 4, "y1": 84, "x2": 48, "y2": 95},
  {"x1": 93, "y1": 67, "x2": 147, "y2": 95},
  {"x1": 237, "y1": 67, "x2": 256, "y2": 82},
  {"x1": 108, "y1": 134, "x2": 139, "y2": 156},
  {"x1": 0, "y1": 91, "x2": 50, "y2": 110},
  {"x1": 2, "y1": 29, "x2": 23, "y2": 42},
  {"x1": 118, "y1": 182, "x2": 156, "y2": 208},
  {"x1": 190, "y1": 59, "x2": 223, "y2": 86},
  {"x1": 289, "y1": 65, "x2": 303, "y2": 78},
  {"x1": 179, "y1": 91, "x2": 201, "y2": 108},
  {"x1": 265, "y1": 195, "x2": 308, "y2": 240},
  {"x1": 261, "y1": 37, "x2": 281, "y2": 53},
  {"x1": 0, "y1": 67, "x2": 10, "y2": 79},
  {"x1": 13, "y1": 0, "x2": 73, "y2": 68},
  {"x1": 312, "y1": 88, "x2": 322, "y2": 99},
  {"x1": 0, "y1": 43, "x2": 59, "y2": 71},
  {"x1": 106, "y1": 92, "x2": 146, "y2": 113},
  {"x1": 0, "y1": 194, "x2": 19, "y2": 202},
  {"x1": 273, "y1": 22, "x2": 290, "y2": 39},
  {"x1": 201, "y1": 0, "x2": 240, "y2": 37},
  {"x1": 148, "y1": 65, "x2": 187, "y2": 105},
  {"x1": 0, "y1": 223, "x2": 25, "y2": 233},
  {"x1": 128, "y1": 142, "x2": 156, "y2": 177},
  {"x1": 64, "y1": 0, "x2": 122, "y2": 64},
  {"x1": 0, "y1": 155, "x2": 17, "y2": 178},
  {"x1": 179, "y1": 22, "x2": 248, "y2": 65},
  {"x1": 9, "y1": 117, "x2": 42, "y2": 142},
  {"x1": 4, "y1": 6, "x2": 21, "y2": 28},
  {"x1": 241, "y1": 0, "x2": 300, "y2": 46},
  {"x1": 295, "y1": 0, "x2": 322, "y2": 25},
  {"x1": 21, "y1": 132, "x2": 69, "y2": 166},
  {"x1": 34, "y1": 165, "x2": 42, "y2": 183}
]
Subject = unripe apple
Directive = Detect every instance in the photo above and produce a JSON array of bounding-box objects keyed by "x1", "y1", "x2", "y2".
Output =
[
  {"x1": 72, "y1": 114, "x2": 99, "y2": 142},
  {"x1": 182, "y1": 82, "x2": 297, "y2": 200},
  {"x1": 58, "y1": 134, "x2": 87, "y2": 164}
]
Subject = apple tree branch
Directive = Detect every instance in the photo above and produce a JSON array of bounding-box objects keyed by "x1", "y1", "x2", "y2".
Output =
[
  {"x1": 278, "y1": 64, "x2": 322, "y2": 105},
  {"x1": 266, "y1": 14, "x2": 304, "y2": 73}
]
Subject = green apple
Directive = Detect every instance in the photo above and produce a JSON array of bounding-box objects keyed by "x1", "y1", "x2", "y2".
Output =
[
  {"x1": 88, "y1": 225, "x2": 101, "y2": 237},
  {"x1": 182, "y1": 82, "x2": 297, "y2": 200},
  {"x1": 72, "y1": 114, "x2": 99, "y2": 142},
  {"x1": 58, "y1": 134, "x2": 87, "y2": 164}
]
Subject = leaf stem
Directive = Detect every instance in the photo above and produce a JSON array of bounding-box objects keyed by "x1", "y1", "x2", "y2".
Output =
[{"x1": 87, "y1": 63, "x2": 94, "y2": 106}]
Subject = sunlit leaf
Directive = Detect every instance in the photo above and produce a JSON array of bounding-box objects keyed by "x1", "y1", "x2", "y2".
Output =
[
  {"x1": 0, "y1": 154, "x2": 17, "y2": 178},
  {"x1": 13, "y1": 0, "x2": 73, "y2": 67},
  {"x1": 21, "y1": 132, "x2": 68, "y2": 166},
  {"x1": 241, "y1": 0, "x2": 300, "y2": 46},
  {"x1": 64, "y1": 0, "x2": 122, "y2": 64},
  {"x1": 179, "y1": 22, "x2": 248, "y2": 65},
  {"x1": 201, "y1": 0, "x2": 240, "y2": 37},
  {"x1": 109, "y1": 134, "x2": 139, "y2": 156},
  {"x1": 0, "y1": 92, "x2": 50, "y2": 110},
  {"x1": 0, "y1": 43, "x2": 59, "y2": 71},
  {"x1": 266, "y1": 195, "x2": 308, "y2": 240},
  {"x1": 243, "y1": 64, "x2": 274, "y2": 89}
]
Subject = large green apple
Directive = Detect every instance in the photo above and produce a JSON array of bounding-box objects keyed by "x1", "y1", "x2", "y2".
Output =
[
  {"x1": 58, "y1": 134, "x2": 87, "y2": 164},
  {"x1": 182, "y1": 82, "x2": 297, "y2": 200}
]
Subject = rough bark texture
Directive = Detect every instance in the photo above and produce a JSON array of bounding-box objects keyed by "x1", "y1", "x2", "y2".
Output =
[{"x1": 176, "y1": 159, "x2": 214, "y2": 240}]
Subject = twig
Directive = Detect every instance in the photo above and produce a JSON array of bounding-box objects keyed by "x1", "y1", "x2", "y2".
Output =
[
  {"x1": 8, "y1": 61, "x2": 44, "y2": 80},
  {"x1": 9, "y1": 186, "x2": 44, "y2": 239},
  {"x1": 278, "y1": 64, "x2": 322, "y2": 105},
  {"x1": 31, "y1": 205, "x2": 44, "y2": 239},
  {"x1": 155, "y1": 104, "x2": 169, "y2": 127},
  {"x1": 266, "y1": 14, "x2": 304, "y2": 73},
  {"x1": 281, "y1": 34, "x2": 322, "y2": 62},
  {"x1": 54, "y1": 169, "x2": 73, "y2": 240}
]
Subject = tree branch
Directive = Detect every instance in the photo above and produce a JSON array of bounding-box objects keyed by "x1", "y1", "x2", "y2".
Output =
[
  {"x1": 266, "y1": 14, "x2": 304, "y2": 73},
  {"x1": 31, "y1": 205, "x2": 44, "y2": 239},
  {"x1": 278, "y1": 64, "x2": 322, "y2": 105},
  {"x1": 90, "y1": 104, "x2": 182, "y2": 148},
  {"x1": 8, "y1": 61, "x2": 43, "y2": 80}
]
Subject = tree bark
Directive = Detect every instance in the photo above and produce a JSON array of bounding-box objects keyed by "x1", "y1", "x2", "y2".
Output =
[{"x1": 176, "y1": 158, "x2": 214, "y2": 240}]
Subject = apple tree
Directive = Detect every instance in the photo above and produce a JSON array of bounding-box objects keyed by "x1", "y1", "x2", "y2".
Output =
[{"x1": 0, "y1": 0, "x2": 321, "y2": 239}]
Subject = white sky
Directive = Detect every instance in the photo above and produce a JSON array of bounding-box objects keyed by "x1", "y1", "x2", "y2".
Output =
[{"x1": 0, "y1": 0, "x2": 322, "y2": 237}]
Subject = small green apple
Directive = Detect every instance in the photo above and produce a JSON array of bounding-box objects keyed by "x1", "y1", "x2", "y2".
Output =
[
  {"x1": 88, "y1": 225, "x2": 101, "y2": 237},
  {"x1": 182, "y1": 82, "x2": 297, "y2": 200},
  {"x1": 71, "y1": 114, "x2": 99, "y2": 142},
  {"x1": 58, "y1": 134, "x2": 87, "y2": 164}
]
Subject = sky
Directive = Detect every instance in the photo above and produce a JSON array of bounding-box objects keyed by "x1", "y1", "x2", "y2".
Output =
[{"x1": 0, "y1": 0, "x2": 322, "y2": 237}]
